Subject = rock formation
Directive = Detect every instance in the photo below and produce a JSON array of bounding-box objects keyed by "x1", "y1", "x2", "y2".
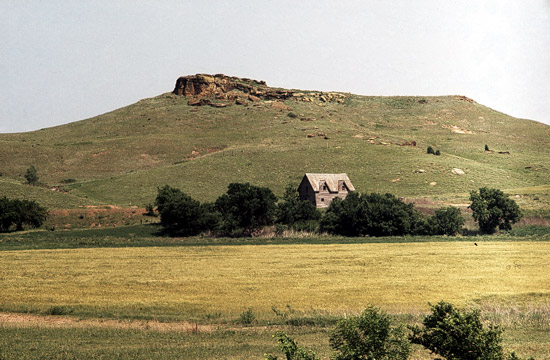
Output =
[{"x1": 172, "y1": 74, "x2": 347, "y2": 105}]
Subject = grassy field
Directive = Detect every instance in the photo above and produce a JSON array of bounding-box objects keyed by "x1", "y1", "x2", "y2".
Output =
[
  {"x1": 1, "y1": 241, "x2": 549, "y2": 320},
  {"x1": 1, "y1": 79, "x2": 549, "y2": 358},
  {"x1": 0, "y1": 325, "x2": 547, "y2": 360},
  {"x1": 0, "y1": 88, "x2": 549, "y2": 209},
  {"x1": 0, "y1": 234, "x2": 549, "y2": 358}
]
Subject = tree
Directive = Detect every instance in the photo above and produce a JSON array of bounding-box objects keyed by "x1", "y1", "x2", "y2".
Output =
[
  {"x1": 215, "y1": 182, "x2": 277, "y2": 236},
  {"x1": 320, "y1": 192, "x2": 425, "y2": 237},
  {"x1": 0, "y1": 197, "x2": 47, "y2": 232},
  {"x1": 154, "y1": 185, "x2": 218, "y2": 236},
  {"x1": 428, "y1": 206, "x2": 464, "y2": 235},
  {"x1": 265, "y1": 332, "x2": 319, "y2": 360},
  {"x1": 410, "y1": 302, "x2": 508, "y2": 360},
  {"x1": 469, "y1": 187, "x2": 522, "y2": 234},
  {"x1": 427, "y1": 146, "x2": 434, "y2": 154},
  {"x1": 485, "y1": 144, "x2": 490, "y2": 151},
  {"x1": 276, "y1": 184, "x2": 320, "y2": 228},
  {"x1": 24, "y1": 165, "x2": 39, "y2": 185},
  {"x1": 330, "y1": 306, "x2": 410, "y2": 360}
]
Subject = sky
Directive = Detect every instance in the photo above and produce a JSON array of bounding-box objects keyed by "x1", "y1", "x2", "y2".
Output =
[{"x1": 1, "y1": 1, "x2": 549, "y2": 133}]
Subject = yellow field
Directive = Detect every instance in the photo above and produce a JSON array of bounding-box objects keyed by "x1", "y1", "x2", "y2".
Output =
[{"x1": 1, "y1": 242, "x2": 549, "y2": 318}]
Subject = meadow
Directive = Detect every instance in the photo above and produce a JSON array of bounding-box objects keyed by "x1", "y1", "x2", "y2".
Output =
[
  {"x1": 1, "y1": 92, "x2": 549, "y2": 209},
  {"x1": 1, "y1": 230, "x2": 549, "y2": 359},
  {"x1": 1, "y1": 80, "x2": 549, "y2": 358}
]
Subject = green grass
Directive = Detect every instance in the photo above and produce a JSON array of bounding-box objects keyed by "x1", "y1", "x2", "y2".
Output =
[
  {"x1": 0, "y1": 324, "x2": 546, "y2": 360},
  {"x1": 0, "y1": 81, "x2": 548, "y2": 358},
  {"x1": 2, "y1": 224, "x2": 549, "y2": 251},
  {"x1": 0, "y1": 91, "x2": 548, "y2": 209},
  {"x1": 0, "y1": 326, "x2": 296, "y2": 360}
]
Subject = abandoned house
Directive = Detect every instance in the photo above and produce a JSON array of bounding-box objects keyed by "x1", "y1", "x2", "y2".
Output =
[{"x1": 298, "y1": 173, "x2": 355, "y2": 208}]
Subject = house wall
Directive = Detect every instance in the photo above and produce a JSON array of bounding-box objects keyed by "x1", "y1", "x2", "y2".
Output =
[
  {"x1": 315, "y1": 188, "x2": 348, "y2": 208},
  {"x1": 298, "y1": 180, "x2": 316, "y2": 206}
]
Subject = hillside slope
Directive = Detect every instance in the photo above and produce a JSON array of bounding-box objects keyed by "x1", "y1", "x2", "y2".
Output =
[{"x1": 1, "y1": 75, "x2": 548, "y2": 208}]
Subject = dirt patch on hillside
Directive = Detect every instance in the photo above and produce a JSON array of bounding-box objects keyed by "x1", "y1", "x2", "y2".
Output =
[
  {"x1": 0, "y1": 312, "x2": 214, "y2": 333},
  {"x1": 442, "y1": 124, "x2": 475, "y2": 134},
  {"x1": 45, "y1": 207, "x2": 156, "y2": 230}
]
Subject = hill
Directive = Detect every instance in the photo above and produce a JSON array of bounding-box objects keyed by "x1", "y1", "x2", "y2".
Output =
[{"x1": 1, "y1": 74, "x2": 549, "y2": 212}]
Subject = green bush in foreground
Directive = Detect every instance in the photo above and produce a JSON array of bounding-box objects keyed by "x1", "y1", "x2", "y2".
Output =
[
  {"x1": 330, "y1": 306, "x2": 410, "y2": 360},
  {"x1": 409, "y1": 301, "x2": 533, "y2": 360},
  {"x1": 267, "y1": 302, "x2": 533, "y2": 360},
  {"x1": 265, "y1": 332, "x2": 319, "y2": 360}
]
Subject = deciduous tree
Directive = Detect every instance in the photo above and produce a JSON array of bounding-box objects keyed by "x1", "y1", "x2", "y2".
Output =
[{"x1": 469, "y1": 187, "x2": 522, "y2": 234}]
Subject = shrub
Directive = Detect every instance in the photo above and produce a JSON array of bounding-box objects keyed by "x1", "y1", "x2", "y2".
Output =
[
  {"x1": 427, "y1": 146, "x2": 434, "y2": 154},
  {"x1": 275, "y1": 223, "x2": 286, "y2": 236},
  {"x1": 469, "y1": 187, "x2": 522, "y2": 234},
  {"x1": 409, "y1": 301, "x2": 528, "y2": 360},
  {"x1": 330, "y1": 306, "x2": 410, "y2": 360},
  {"x1": 276, "y1": 184, "x2": 321, "y2": 228},
  {"x1": 0, "y1": 197, "x2": 47, "y2": 232},
  {"x1": 427, "y1": 206, "x2": 464, "y2": 235},
  {"x1": 288, "y1": 112, "x2": 298, "y2": 118},
  {"x1": 265, "y1": 332, "x2": 319, "y2": 360},
  {"x1": 144, "y1": 203, "x2": 156, "y2": 217},
  {"x1": 238, "y1": 308, "x2": 256, "y2": 326},
  {"x1": 435, "y1": 149, "x2": 441, "y2": 156},
  {"x1": 485, "y1": 144, "x2": 490, "y2": 151},
  {"x1": 24, "y1": 165, "x2": 39, "y2": 185},
  {"x1": 215, "y1": 182, "x2": 277, "y2": 236},
  {"x1": 44, "y1": 305, "x2": 73, "y2": 316},
  {"x1": 320, "y1": 192, "x2": 425, "y2": 237}
]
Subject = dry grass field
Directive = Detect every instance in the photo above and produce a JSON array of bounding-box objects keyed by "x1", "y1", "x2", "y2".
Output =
[
  {"x1": 0, "y1": 239, "x2": 549, "y2": 359},
  {"x1": 1, "y1": 241, "x2": 548, "y2": 319}
]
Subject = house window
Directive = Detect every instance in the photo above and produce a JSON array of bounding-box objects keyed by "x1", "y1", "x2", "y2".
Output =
[
  {"x1": 321, "y1": 198, "x2": 325, "y2": 202},
  {"x1": 342, "y1": 184, "x2": 346, "y2": 191}
]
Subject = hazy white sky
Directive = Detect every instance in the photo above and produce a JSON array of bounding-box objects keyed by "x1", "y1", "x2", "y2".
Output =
[{"x1": 2, "y1": 1, "x2": 549, "y2": 133}]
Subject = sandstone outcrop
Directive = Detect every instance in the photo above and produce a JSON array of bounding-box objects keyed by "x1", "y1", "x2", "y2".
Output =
[{"x1": 172, "y1": 74, "x2": 347, "y2": 105}]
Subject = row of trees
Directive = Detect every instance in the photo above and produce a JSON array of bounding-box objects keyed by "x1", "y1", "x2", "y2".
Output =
[
  {"x1": 265, "y1": 301, "x2": 532, "y2": 360},
  {"x1": 319, "y1": 192, "x2": 464, "y2": 236},
  {"x1": 155, "y1": 183, "x2": 320, "y2": 236},
  {"x1": 155, "y1": 183, "x2": 521, "y2": 237},
  {"x1": 0, "y1": 197, "x2": 47, "y2": 232}
]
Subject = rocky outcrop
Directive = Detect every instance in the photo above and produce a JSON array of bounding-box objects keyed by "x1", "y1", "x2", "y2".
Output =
[{"x1": 172, "y1": 74, "x2": 347, "y2": 104}]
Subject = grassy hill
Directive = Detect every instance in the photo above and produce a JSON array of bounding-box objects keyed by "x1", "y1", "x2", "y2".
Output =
[{"x1": 1, "y1": 76, "x2": 549, "y2": 210}]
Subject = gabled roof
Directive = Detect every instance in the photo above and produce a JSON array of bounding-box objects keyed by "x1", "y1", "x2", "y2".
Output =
[{"x1": 303, "y1": 173, "x2": 355, "y2": 192}]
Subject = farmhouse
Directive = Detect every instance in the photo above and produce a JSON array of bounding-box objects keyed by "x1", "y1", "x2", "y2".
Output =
[{"x1": 298, "y1": 173, "x2": 355, "y2": 208}]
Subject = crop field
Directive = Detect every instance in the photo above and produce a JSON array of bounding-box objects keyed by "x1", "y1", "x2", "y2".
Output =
[
  {"x1": 1, "y1": 236, "x2": 549, "y2": 359},
  {"x1": 1, "y1": 241, "x2": 549, "y2": 318}
]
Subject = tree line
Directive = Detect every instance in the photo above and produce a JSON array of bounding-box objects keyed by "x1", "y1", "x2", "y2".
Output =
[{"x1": 154, "y1": 183, "x2": 522, "y2": 237}]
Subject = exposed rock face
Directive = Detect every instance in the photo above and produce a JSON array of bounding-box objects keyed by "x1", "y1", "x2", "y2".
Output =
[
  {"x1": 173, "y1": 74, "x2": 242, "y2": 97},
  {"x1": 172, "y1": 74, "x2": 347, "y2": 104}
]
